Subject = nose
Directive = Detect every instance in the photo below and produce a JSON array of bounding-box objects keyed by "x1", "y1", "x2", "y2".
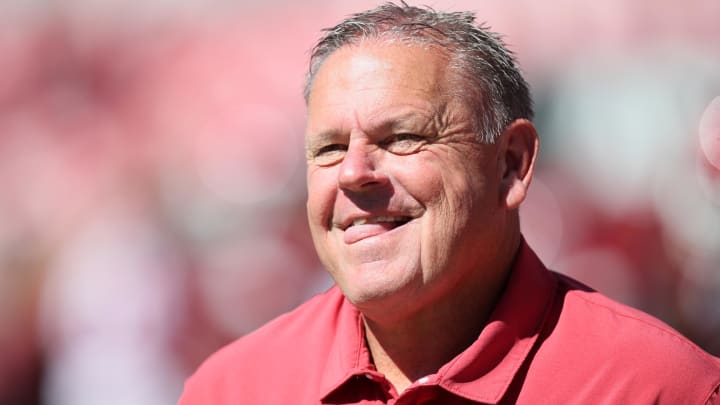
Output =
[{"x1": 338, "y1": 139, "x2": 388, "y2": 192}]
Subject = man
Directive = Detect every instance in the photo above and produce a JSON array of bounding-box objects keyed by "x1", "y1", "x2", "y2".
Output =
[{"x1": 180, "y1": 3, "x2": 720, "y2": 404}]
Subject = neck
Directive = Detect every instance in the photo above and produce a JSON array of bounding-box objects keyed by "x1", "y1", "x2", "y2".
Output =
[{"x1": 363, "y1": 232, "x2": 522, "y2": 393}]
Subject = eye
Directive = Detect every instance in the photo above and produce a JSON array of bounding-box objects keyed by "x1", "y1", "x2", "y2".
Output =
[
  {"x1": 310, "y1": 143, "x2": 347, "y2": 166},
  {"x1": 382, "y1": 133, "x2": 427, "y2": 155}
]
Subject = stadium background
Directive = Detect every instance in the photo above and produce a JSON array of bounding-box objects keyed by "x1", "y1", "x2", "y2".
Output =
[{"x1": 0, "y1": 0, "x2": 718, "y2": 403}]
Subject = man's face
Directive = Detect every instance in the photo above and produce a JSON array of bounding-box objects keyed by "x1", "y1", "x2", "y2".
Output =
[{"x1": 305, "y1": 42, "x2": 509, "y2": 316}]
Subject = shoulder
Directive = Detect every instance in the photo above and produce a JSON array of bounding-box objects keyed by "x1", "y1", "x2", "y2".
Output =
[
  {"x1": 535, "y1": 271, "x2": 720, "y2": 402},
  {"x1": 554, "y1": 272, "x2": 712, "y2": 361},
  {"x1": 179, "y1": 286, "x2": 346, "y2": 404}
]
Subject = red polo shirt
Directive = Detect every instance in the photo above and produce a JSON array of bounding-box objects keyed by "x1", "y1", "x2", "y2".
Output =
[{"x1": 179, "y1": 242, "x2": 720, "y2": 404}]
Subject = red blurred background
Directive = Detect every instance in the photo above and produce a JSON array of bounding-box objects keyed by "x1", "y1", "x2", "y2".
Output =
[{"x1": 0, "y1": 1, "x2": 718, "y2": 403}]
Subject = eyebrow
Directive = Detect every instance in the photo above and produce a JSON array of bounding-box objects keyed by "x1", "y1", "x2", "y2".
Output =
[
  {"x1": 305, "y1": 106, "x2": 443, "y2": 148},
  {"x1": 305, "y1": 130, "x2": 343, "y2": 149},
  {"x1": 364, "y1": 109, "x2": 441, "y2": 137}
]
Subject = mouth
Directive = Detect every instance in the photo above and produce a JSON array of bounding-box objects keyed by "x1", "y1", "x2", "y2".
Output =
[
  {"x1": 338, "y1": 214, "x2": 416, "y2": 244},
  {"x1": 343, "y1": 215, "x2": 413, "y2": 230}
]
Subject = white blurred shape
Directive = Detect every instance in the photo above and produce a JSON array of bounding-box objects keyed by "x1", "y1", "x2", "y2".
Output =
[
  {"x1": 43, "y1": 340, "x2": 182, "y2": 405},
  {"x1": 545, "y1": 53, "x2": 716, "y2": 217},
  {"x1": 38, "y1": 202, "x2": 185, "y2": 405},
  {"x1": 699, "y1": 96, "x2": 720, "y2": 170}
]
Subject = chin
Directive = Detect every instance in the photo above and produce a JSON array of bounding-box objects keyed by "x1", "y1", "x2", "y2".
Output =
[{"x1": 341, "y1": 276, "x2": 422, "y2": 316}]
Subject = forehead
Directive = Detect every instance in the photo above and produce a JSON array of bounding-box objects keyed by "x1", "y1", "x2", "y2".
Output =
[
  {"x1": 319, "y1": 41, "x2": 449, "y2": 81},
  {"x1": 306, "y1": 41, "x2": 457, "y2": 132}
]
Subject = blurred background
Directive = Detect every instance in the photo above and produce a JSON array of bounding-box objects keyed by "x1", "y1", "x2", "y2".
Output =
[{"x1": 0, "y1": 0, "x2": 718, "y2": 403}]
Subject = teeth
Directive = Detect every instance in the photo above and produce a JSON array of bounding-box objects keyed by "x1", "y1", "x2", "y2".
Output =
[
  {"x1": 352, "y1": 216, "x2": 406, "y2": 227},
  {"x1": 353, "y1": 218, "x2": 368, "y2": 226}
]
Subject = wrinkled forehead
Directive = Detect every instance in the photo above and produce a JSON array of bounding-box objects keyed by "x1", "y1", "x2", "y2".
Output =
[
  {"x1": 304, "y1": 40, "x2": 483, "y2": 152},
  {"x1": 305, "y1": 40, "x2": 479, "y2": 136}
]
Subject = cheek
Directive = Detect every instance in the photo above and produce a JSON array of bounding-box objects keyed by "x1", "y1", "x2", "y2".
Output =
[
  {"x1": 408, "y1": 162, "x2": 471, "y2": 211},
  {"x1": 423, "y1": 168, "x2": 490, "y2": 253},
  {"x1": 306, "y1": 169, "x2": 337, "y2": 228},
  {"x1": 391, "y1": 154, "x2": 445, "y2": 200}
]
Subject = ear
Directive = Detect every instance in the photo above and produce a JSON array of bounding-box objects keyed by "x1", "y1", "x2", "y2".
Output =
[{"x1": 499, "y1": 119, "x2": 539, "y2": 209}]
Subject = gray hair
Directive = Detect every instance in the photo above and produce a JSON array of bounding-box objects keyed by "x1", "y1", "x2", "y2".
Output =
[{"x1": 304, "y1": 1, "x2": 533, "y2": 143}]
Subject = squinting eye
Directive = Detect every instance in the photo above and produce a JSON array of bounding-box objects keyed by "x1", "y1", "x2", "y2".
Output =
[
  {"x1": 383, "y1": 134, "x2": 426, "y2": 155},
  {"x1": 310, "y1": 144, "x2": 347, "y2": 166}
]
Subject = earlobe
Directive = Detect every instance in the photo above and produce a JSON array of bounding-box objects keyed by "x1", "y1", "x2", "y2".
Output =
[
  {"x1": 505, "y1": 177, "x2": 528, "y2": 209},
  {"x1": 501, "y1": 119, "x2": 539, "y2": 209}
]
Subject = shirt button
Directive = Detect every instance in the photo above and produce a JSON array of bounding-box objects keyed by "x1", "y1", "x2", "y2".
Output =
[
  {"x1": 365, "y1": 373, "x2": 376, "y2": 380},
  {"x1": 417, "y1": 376, "x2": 430, "y2": 384}
]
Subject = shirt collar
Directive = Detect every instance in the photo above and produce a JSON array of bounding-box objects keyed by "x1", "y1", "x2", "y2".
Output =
[
  {"x1": 436, "y1": 240, "x2": 557, "y2": 403},
  {"x1": 319, "y1": 292, "x2": 374, "y2": 399},
  {"x1": 319, "y1": 240, "x2": 557, "y2": 403}
]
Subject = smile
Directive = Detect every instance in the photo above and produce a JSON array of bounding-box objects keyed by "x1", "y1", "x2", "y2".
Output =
[
  {"x1": 350, "y1": 216, "x2": 412, "y2": 228},
  {"x1": 341, "y1": 215, "x2": 415, "y2": 244}
]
